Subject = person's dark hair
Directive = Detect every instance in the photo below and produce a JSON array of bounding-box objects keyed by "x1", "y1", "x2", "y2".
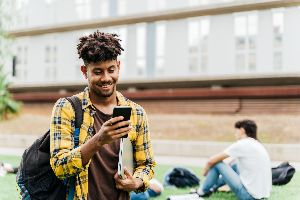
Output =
[
  {"x1": 235, "y1": 119, "x2": 257, "y2": 139},
  {"x1": 77, "y1": 30, "x2": 124, "y2": 65}
]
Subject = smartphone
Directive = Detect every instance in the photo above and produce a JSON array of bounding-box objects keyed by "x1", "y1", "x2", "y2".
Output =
[{"x1": 112, "y1": 106, "x2": 132, "y2": 138}]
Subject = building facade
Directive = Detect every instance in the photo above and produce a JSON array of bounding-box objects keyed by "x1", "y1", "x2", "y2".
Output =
[{"x1": 4, "y1": 0, "x2": 300, "y2": 85}]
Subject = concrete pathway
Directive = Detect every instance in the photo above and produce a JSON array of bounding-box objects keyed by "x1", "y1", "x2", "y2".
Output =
[
  {"x1": 1, "y1": 135, "x2": 300, "y2": 162},
  {"x1": 1, "y1": 147, "x2": 299, "y2": 170},
  {"x1": 155, "y1": 155, "x2": 300, "y2": 170}
]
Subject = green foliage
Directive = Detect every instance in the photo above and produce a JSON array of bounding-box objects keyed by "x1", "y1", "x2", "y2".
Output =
[
  {"x1": 0, "y1": 0, "x2": 21, "y2": 120},
  {"x1": 0, "y1": 66, "x2": 21, "y2": 120}
]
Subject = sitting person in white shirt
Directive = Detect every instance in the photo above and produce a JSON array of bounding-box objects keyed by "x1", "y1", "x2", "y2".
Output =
[{"x1": 197, "y1": 119, "x2": 272, "y2": 200}]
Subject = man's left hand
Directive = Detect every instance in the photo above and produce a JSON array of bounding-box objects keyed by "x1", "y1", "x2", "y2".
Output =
[{"x1": 114, "y1": 168, "x2": 143, "y2": 192}]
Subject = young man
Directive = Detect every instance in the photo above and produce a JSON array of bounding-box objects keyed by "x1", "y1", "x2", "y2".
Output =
[
  {"x1": 197, "y1": 120, "x2": 272, "y2": 200},
  {"x1": 50, "y1": 31, "x2": 155, "y2": 200},
  {"x1": 0, "y1": 161, "x2": 18, "y2": 176}
]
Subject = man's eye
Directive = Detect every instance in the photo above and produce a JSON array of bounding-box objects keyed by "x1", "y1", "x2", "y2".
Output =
[{"x1": 109, "y1": 70, "x2": 114, "y2": 73}]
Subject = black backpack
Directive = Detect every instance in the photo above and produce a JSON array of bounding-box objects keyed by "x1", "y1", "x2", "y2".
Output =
[
  {"x1": 272, "y1": 162, "x2": 296, "y2": 186},
  {"x1": 164, "y1": 167, "x2": 200, "y2": 188},
  {"x1": 16, "y1": 96, "x2": 83, "y2": 200}
]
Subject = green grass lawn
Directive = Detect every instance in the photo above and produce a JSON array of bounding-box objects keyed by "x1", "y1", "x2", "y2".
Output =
[
  {"x1": 154, "y1": 165, "x2": 300, "y2": 200},
  {"x1": 0, "y1": 155, "x2": 299, "y2": 200}
]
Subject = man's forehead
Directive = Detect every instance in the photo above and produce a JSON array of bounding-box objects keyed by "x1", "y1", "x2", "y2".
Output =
[{"x1": 88, "y1": 60, "x2": 119, "y2": 69}]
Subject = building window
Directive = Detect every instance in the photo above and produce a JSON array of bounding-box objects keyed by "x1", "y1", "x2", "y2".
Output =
[
  {"x1": 118, "y1": 0, "x2": 126, "y2": 15},
  {"x1": 113, "y1": 27, "x2": 127, "y2": 73},
  {"x1": 23, "y1": 46, "x2": 27, "y2": 64},
  {"x1": 200, "y1": 18, "x2": 209, "y2": 72},
  {"x1": 188, "y1": 19, "x2": 199, "y2": 73},
  {"x1": 45, "y1": 46, "x2": 50, "y2": 63},
  {"x1": 52, "y1": 46, "x2": 57, "y2": 63},
  {"x1": 273, "y1": 11, "x2": 284, "y2": 48},
  {"x1": 188, "y1": 17, "x2": 210, "y2": 73},
  {"x1": 17, "y1": 47, "x2": 22, "y2": 65},
  {"x1": 45, "y1": 46, "x2": 57, "y2": 64},
  {"x1": 12, "y1": 56, "x2": 17, "y2": 77},
  {"x1": 136, "y1": 24, "x2": 146, "y2": 76},
  {"x1": 248, "y1": 53, "x2": 256, "y2": 71},
  {"x1": 235, "y1": 16, "x2": 247, "y2": 50},
  {"x1": 274, "y1": 51, "x2": 282, "y2": 70},
  {"x1": 236, "y1": 54, "x2": 245, "y2": 72},
  {"x1": 99, "y1": 0, "x2": 109, "y2": 18},
  {"x1": 45, "y1": 46, "x2": 57, "y2": 81},
  {"x1": 234, "y1": 13, "x2": 257, "y2": 73},
  {"x1": 248, "y1": 14, "x2": 257, "y2": 49},
  {"x1": 76, "y1": 0, "x2": 91, "y2": 20},
  {"x1": 155, "y1": 21, "x2": 166, "y2": 74},
  {"x1": 15, "y1": 46, "x2": 28, "y2": 80},
  {"x1": 273, "y1": 10, "x2": 284, "y2": 70}
]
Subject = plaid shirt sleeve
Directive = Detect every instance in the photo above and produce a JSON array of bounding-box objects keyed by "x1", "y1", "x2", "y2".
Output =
[
  {"x1": 132, "y1": 107, "x2": 156, "y2": 192},
  {"x1": 49, "y1": 98, "x2": 84, "y2": 179}
]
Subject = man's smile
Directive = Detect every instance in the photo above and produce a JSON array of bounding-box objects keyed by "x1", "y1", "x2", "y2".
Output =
[{"x1": 97, "y1": 83, "x2": 113, "y2": 90}]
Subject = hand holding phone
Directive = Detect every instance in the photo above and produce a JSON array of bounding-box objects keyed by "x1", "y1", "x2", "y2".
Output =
[{"x1": 112, "y1": 106, "x2": 132, "y2": 138}]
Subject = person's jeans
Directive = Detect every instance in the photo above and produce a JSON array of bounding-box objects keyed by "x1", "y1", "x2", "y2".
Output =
[
  {"x1": 209, "y1": 162, "x2": 239, "y2": 191},
  {"x1": 130, "y1": 189, "x2": 159, "y2": 200},
  {"x1": 201, "y1": 162, "x2": 255, "y2": 200}
]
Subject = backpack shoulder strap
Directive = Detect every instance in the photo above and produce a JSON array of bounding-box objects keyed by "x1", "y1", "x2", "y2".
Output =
[
  {"x1": 66, "y1": 96, "x2": 83, "y2": 129},
  {"x1": 65, "y1": 96, "x2": 83, "y2": 200},
  {"x1": 66, "y1": 96, "x2": 83, "y2": 148}
]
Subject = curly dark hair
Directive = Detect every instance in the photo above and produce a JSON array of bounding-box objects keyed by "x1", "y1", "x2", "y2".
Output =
[
  {"x1": 235, "y1": 119, "x2": 257, "y2": 139},
  {"x1": 77, "y1": 30, "x2": 124, "y2": 65}
]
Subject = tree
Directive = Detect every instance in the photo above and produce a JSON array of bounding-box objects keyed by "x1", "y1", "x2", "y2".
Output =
[
  {"x1": 0, "y1": 0, "x2": 21, "y2": 120},
  {"x1": 0, "y1": 67, "x2": 21, "y2": 120}
]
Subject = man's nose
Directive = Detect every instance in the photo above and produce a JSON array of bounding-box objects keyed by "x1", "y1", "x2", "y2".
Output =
[{"x1": 100, "y1": 71, "x2": 110, "y2": 82}]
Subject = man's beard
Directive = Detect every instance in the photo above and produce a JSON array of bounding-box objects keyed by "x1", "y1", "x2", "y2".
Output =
[{"x1": 92, "y1": 84, "x2": 115, "y2": 98}]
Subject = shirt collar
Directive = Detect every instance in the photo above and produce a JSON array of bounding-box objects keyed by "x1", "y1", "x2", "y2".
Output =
[
  {"x1": 116, "y1": 90, "x2": 129, "y2": 106},
  {"x1": 82, "y1": 87, "x2": 93, "y2": 109}
]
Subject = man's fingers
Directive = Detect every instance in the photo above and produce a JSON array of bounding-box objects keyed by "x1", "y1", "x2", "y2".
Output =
[
  {"x1": 123, "y1": 168, "x2": 134, "y2": 182},
  {"x1": 114, "y1": 172, "x2": 126, "y2": 190},
  {"x1": 114, "y1": 172, "x2": 126, "y2": 182},
  {"x1": 110, "y1": 120, "x2": 131, "y2": 130},
  {"x1": 111, "y1": 126, "x2": 132, "y2": 136},
  {"x1": 123, "y1": 167, "x2": 131, "y2": 177},
  {"x1": 105, "y1": 116, "x2": 124, "y2": 126},
  {"x1": 109, "y1": 121, "x2": 130, "y2": 130},
  {"x1": 114, "y1": 172, "x2": 119, "y2": 180}
]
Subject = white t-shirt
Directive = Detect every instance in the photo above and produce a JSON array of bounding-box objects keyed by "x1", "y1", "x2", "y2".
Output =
[{"x1": 224, "y1": 138, "x2": 272, "y2": 199}]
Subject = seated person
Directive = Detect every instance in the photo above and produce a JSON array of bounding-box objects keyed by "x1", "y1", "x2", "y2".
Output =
[
  {"x1": 0, "y1": 161, "x2": 18, "y2": 176},
  {"x1": 130, "y1": 178, "x2": 163, "y2": 200},
  {"x1": 197, "y1": 119, "x2": 272, "y2": 200}
]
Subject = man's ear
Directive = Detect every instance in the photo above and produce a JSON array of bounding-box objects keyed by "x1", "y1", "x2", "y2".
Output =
[
  {"x1": 117, "y1": 60, "x2": 120, "y2": 69},
  {"x1": 241, "y1": 128, "x2": 247, "y2": 136},
  {"x1": 81, "y1": 65, "x2": 88, "y2": 79}
]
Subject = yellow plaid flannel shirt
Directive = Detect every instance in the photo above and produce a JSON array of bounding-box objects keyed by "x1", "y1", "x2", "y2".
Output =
[{"x1": 50, "y1": 87, "x2": 156, "y2": 200}]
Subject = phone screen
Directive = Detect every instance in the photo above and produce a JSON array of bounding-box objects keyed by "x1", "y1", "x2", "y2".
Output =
[{"x1": 112, "y1": 106, "x2": 132, "y2": 138}]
